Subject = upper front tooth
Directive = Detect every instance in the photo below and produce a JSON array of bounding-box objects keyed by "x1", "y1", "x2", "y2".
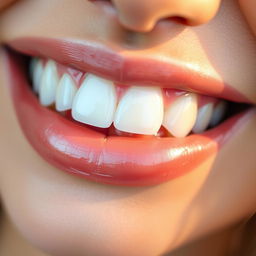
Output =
[
  {"x1": 30, "y1": 58, "x2": 44, "y2": 93},
  {"x1": 192, "y1": 103, "x2": 214, "y2": 134},
  {"x1": 209, "y1": 101, "x2": 227, "y2": 127},
  {"x1": 72, "y1": 74, "x2": 117, "y2": 128},
  {"x1": 56, "y1": 74, "x2": 77, "y2": 112},
  {"x1": 39, "y1": 60, "x2": 59, "y2": 106},
  {"x1": 163, "y1": 93, "x2": 198, "y2": 138},
  {"x1": 114, "y1": 86, "x2": 164, "y2": 135}
]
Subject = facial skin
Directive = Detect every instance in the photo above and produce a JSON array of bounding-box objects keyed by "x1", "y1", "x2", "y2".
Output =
[{"x1": 0, "y1": 0, "x2": 255, "y2": 255}]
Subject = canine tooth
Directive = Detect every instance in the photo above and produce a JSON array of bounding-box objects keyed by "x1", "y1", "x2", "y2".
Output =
[
  {"x1": 114, "y1": 86, "x2": 164, "y2": 135},
  {"x1": 39, "y1": 60, "x2": 59, "y2": 106},
  {"x1": 192, "y1": 103, "x2": 214, "y2": 133},
  {"x1": 72, "y1": 74, "x2": 117, "y2": 128},
  {"x1": 163, "y1": 93, "x2": 197, "y2": 138},
  {"x1": 210, "y1": 101, "x2": 227, "y2": 127},
  {"x1": 56, "y1": 74, "x2": 77, "y2": 111},
  {"x1": 30, "y1": 58, "x2": 44, "y2": 93}
]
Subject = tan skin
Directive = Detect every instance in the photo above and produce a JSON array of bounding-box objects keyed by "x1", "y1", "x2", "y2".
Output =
[{"x1": 0, "y1": 0, "x2": 255, "y2": 255}]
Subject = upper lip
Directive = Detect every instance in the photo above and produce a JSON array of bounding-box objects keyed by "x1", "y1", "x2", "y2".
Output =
[{"x1": 7, "y1": 37, "x2": 250, "y2": 103}]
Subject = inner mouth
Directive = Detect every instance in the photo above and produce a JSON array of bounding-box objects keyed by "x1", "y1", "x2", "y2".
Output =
[{"x1": 21, "y1": 53, "x2": 249, "y2": 138}]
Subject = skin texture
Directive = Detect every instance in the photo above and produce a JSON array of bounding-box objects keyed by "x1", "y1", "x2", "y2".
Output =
[{"x1": 0, "y1": 0, "x2": 255, "y2": 255}]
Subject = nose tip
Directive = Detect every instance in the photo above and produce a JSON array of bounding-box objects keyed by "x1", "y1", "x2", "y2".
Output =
[{"x1": 111, "y1": 0, "x2": 222, "y2": 33}]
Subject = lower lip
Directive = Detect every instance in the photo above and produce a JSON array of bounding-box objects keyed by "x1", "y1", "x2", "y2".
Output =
[{"x1": 5, "y1": 50, "x2": 255, "y2": 186}]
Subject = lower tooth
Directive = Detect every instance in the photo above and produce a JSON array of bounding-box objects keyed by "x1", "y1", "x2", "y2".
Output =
[{"x1": 192, "y1": 103, "x2": 214, "y2": 134}]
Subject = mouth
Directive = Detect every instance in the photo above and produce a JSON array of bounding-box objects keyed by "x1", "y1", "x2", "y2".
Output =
[{"x1": 4, "y1": 37, "x2": 254, "y2": 186}]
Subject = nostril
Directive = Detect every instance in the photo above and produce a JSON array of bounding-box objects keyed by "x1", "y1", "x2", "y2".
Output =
[{"x1": 167, "y1": 16, "x2": 188, "y2": 26}]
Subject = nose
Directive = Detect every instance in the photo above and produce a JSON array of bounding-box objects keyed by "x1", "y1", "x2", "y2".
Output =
[{"x1": 111, "y1": 0, "x2": 222, "y2": 32}]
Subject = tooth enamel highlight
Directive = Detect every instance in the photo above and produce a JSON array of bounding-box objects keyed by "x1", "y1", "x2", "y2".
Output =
[
  {"x1": 192, "y1": 103, "x2": 214, "y2": 134},
  {"x1": 72, "y1": 74, "x2": 117, "y2": 128},
  {"x1": 163, "y1": 93, "x2": 197, "y2": 138},
  {"x1": 114, "y1": 86, "x2": 164, "y2": 135},
  {"x1": 39, "y1": 60, "x2": 59, "y2": 106},
  {"x1": 210, "y1": 101, "x2": 227, "y2": 127},
  {"x1": 30, "y1": 58, "x2": 44, "y2": 93},
  {"x1": 56, "y1": 74, "x2": 77, "y2": 111}
]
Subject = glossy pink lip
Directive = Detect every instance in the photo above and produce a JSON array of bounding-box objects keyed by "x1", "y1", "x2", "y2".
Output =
[
  {"x1": 4, "y1": 40, "x2": 255, "y2": 186},
  {"x1": 8, "y1": 37, "x2": 250, "y2": 103}
]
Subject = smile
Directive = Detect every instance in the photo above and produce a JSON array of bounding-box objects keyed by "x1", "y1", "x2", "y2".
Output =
[{"x1": 4, "y1": 37, "x2": 254, "y2": 186}]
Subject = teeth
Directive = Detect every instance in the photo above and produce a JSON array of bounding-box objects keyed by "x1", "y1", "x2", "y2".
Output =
[
  {"x1": 210, "y1": 101, "x2": 227, "y2": 127},
  {"x1": 114, "y1": 86, "x2": 164, "y2": 135},
  {"x1": 30, "y1": 58, "x2": 44, "y2": 93},
  {"x1": 163, "y1": 93, "x2": 197, "y2": 138},
  {"x1": 56, "y1": 74, "x2": 77, "y2": 112},
  {"x1": 39, "y1": 60, "x2": 59, "y2": 106},
  {"x1": 32, "y1": 58, "x2": 227, "y2": 136},
  {"x1": 72, "y1": 74, "x2": 117, "y2": 128},
  {"x1": 192, "y1": 103, "x2": 214, "y2": 134}
]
